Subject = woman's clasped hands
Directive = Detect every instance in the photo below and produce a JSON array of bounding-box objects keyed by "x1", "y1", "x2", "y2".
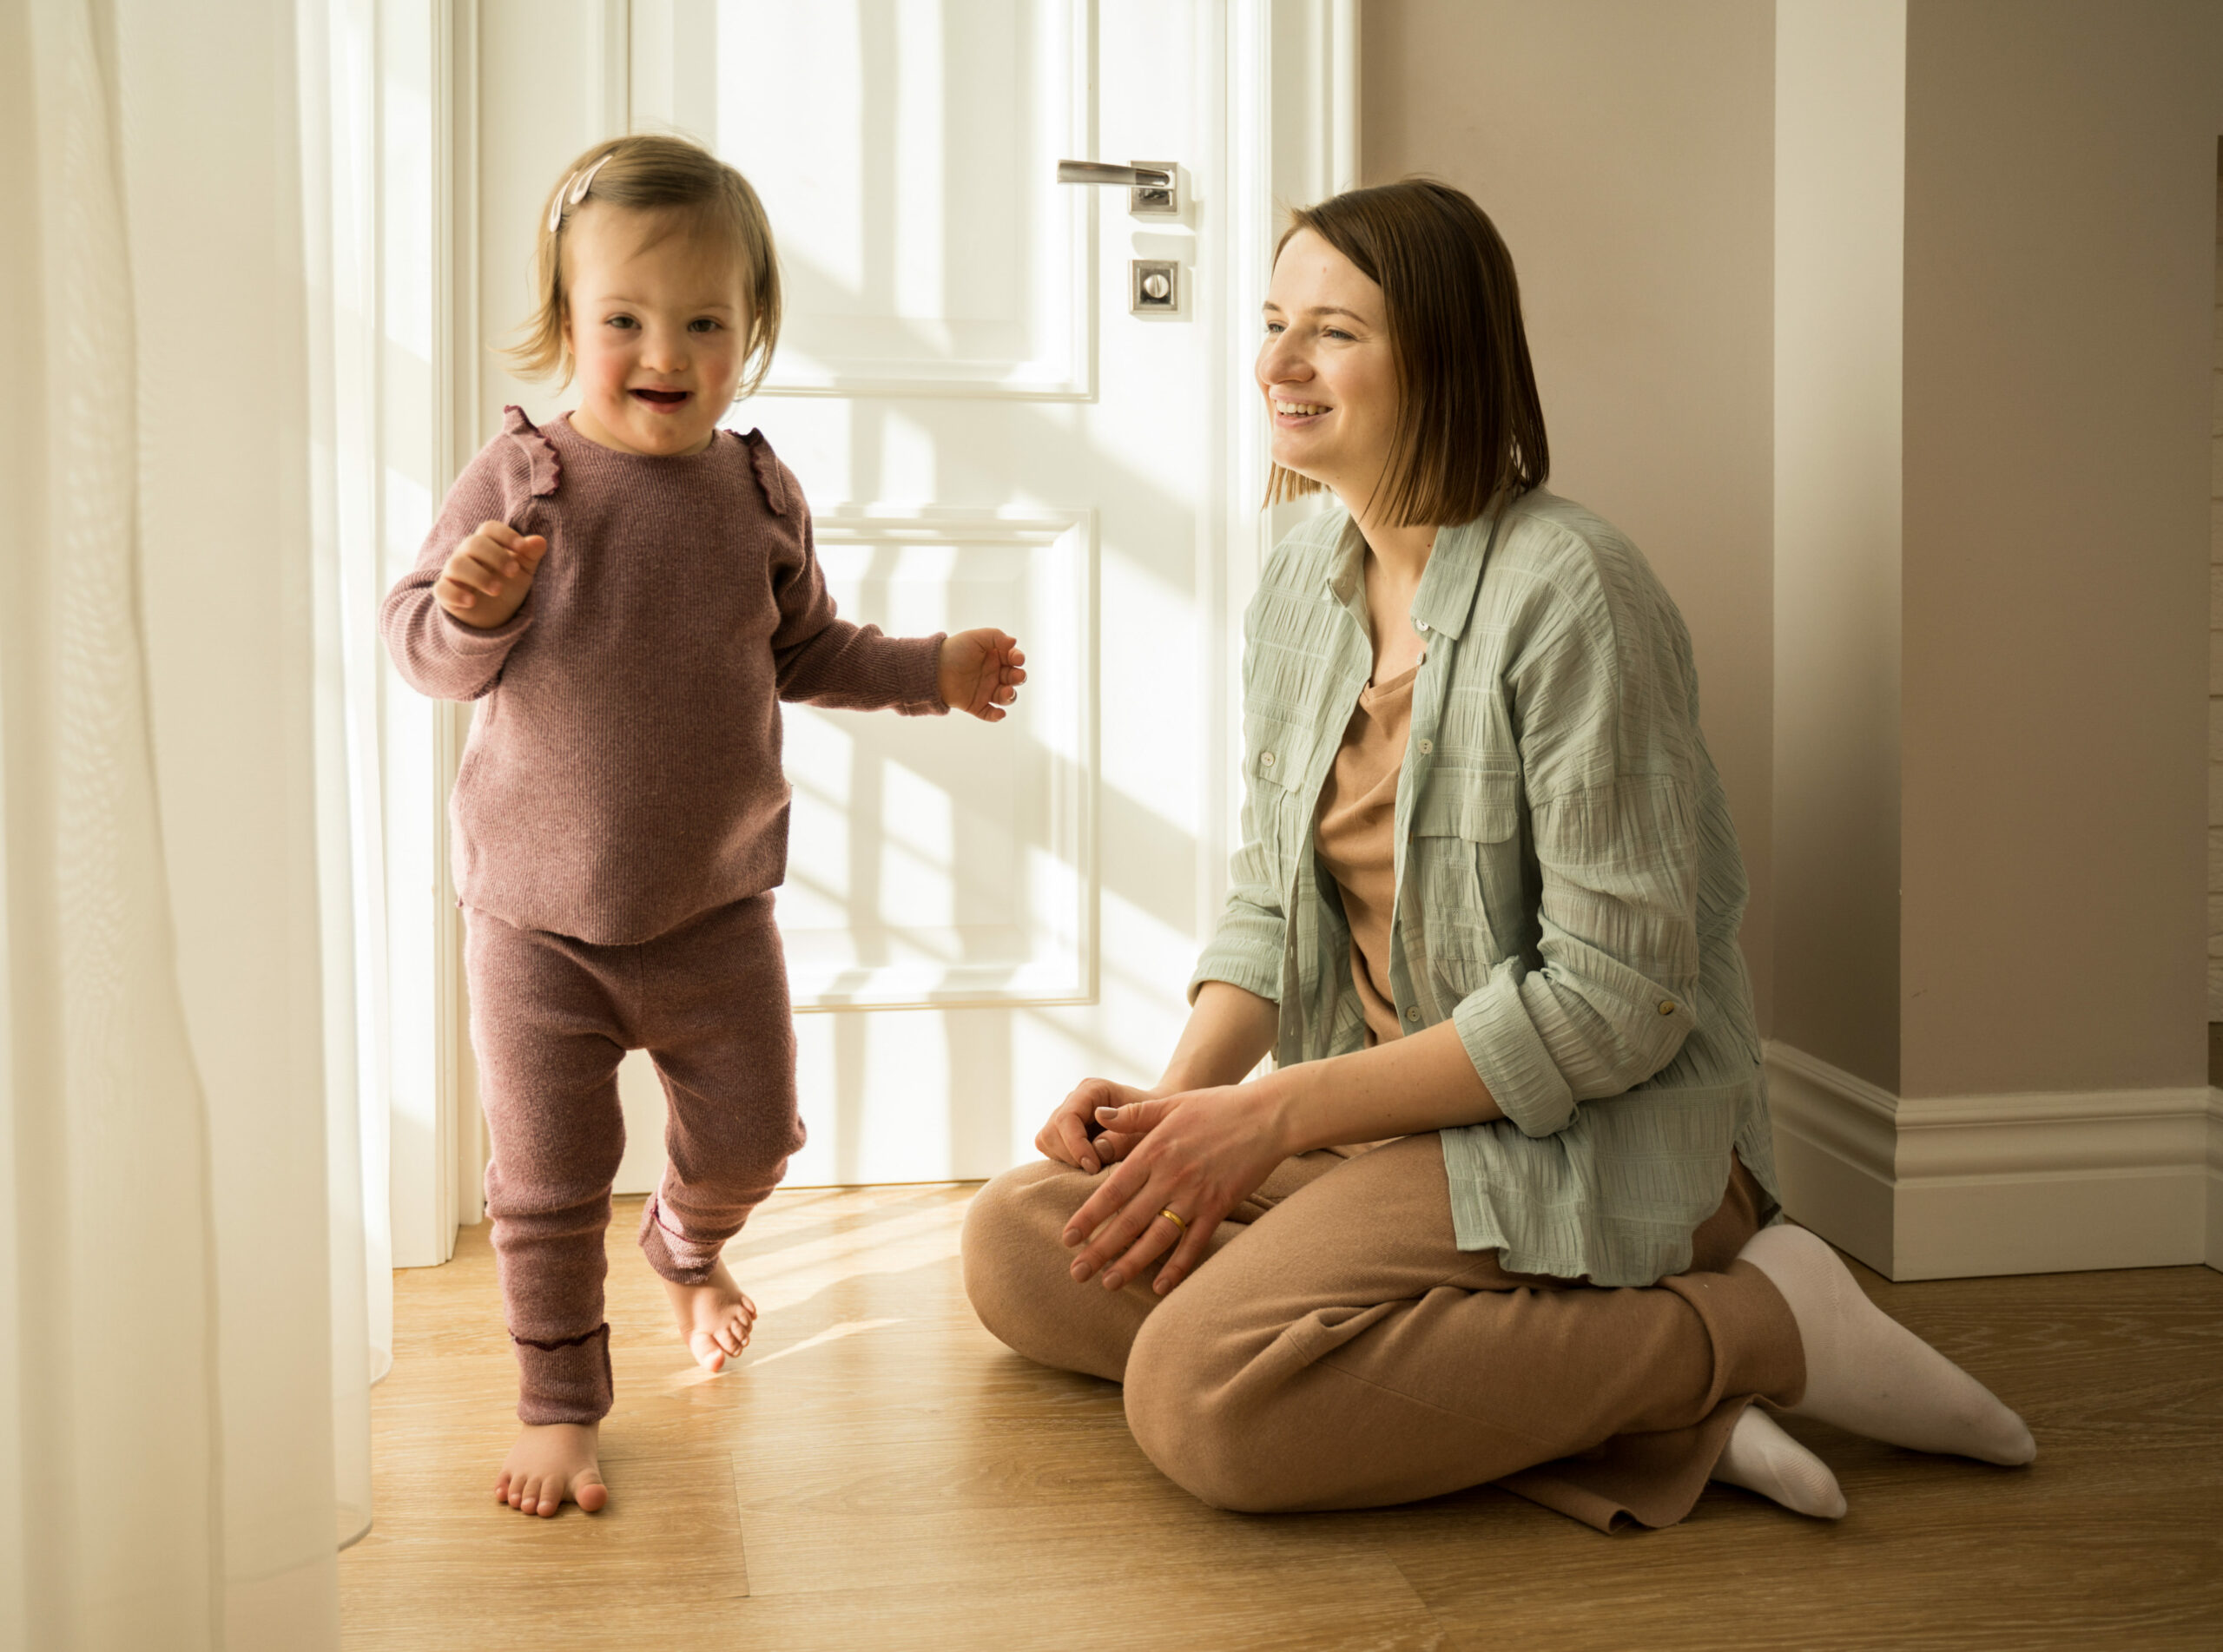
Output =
[{"x1": 1039, "y1": 1075, "x2": 1290, "y2": 1299}]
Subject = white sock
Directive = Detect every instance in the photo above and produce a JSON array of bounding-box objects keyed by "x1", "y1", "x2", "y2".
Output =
[
  {"x1": 1738, "y1": 1224, "x2": 2036, "y2": 1465},
  {"x1": 1710, "y1": 1405, "x2": 1847, "y2": 1519}
]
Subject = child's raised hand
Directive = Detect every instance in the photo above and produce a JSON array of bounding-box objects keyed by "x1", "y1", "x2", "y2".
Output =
[
  {"x1": 435, "y1": 521, "x2": 548, "y2": 629},
  {"x1": 937, "y1": 629, "x2": 1027, "y2": 722}
]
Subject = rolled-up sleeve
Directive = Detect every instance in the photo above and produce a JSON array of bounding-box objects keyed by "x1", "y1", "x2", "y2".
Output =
[{"x1": 1450, "y1": 589, "x2": 1704, "y2": 1137}]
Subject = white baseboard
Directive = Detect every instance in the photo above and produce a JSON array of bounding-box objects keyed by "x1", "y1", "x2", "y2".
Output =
[
  {"x1": 1763, "y1": 1042, "x2": 2213, "y2": 1281},
  {"x1": 2208, "y1": 1089, "x2": 2223, "y2": 1274}
]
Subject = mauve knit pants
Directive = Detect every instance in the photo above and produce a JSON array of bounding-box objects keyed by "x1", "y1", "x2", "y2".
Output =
[{"x1": 466, "y1": 895, "x2": 804, "y2": 1425}]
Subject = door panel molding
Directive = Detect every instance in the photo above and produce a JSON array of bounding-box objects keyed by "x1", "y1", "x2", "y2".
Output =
[
  {"x1": 430, "y1": 0, "x2": 1355, "y2": 1210},
  {"x1": 630, "y1": 0, "x2": 1098, "y2": 399},
  {"x1": 784, "y1": 507, "x2": 1098, "y2": 1011}
]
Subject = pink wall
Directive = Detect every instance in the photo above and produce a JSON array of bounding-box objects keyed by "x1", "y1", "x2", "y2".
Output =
[
  {"x1": 1363, "y1": 0, "x2": 1780, "y2": 1028},
  {"x1": 1369, "y1": 0, "x2": 2223, "y2": 1101},
  {"x1": 1898, "y1": 0, "x2": 2223, "y2": 1096}
]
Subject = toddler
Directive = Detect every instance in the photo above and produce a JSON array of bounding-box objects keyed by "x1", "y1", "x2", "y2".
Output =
[{"x1": 379, "y1": 134, "x2": 1026, "y2": 1518}]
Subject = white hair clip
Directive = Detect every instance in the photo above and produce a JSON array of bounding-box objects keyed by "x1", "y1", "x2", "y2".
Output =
[{"x1": 546, "y1": 152, "x2": 616, "y2": 234}]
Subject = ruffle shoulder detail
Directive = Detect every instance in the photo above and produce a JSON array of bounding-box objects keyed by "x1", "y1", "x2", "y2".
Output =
[
  {"x1": 501, "y1": 405, "x2": 563, "y2": 497},
  {"x1": 741, "y1": 429, "x2": 788, "y2": 516}
]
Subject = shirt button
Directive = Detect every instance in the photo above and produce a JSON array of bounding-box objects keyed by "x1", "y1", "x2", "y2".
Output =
[
  {"x1": 1260, "y1": 750, "x2": 1276, "y2": 767},
  {"x1": 1417, "y1": 738, "x2": 1434, "y2": 755},
  {"x1": 1416, "y1": 619, "x2": 1431, "y2": 633},
  {"x1": 1659, "y1": 1000, "x2": 1676, "y2": 1016},
  {"x1": 1405, "y1": 1006, "x2": 1422, "y2": 1023}
]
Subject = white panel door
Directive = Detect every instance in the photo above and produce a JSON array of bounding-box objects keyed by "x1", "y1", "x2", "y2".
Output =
[{"x1": 586, "y1": 0, "x2": 1230, "y2": 1187}]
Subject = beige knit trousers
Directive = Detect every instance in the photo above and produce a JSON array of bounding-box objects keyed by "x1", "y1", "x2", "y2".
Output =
[{"x1": 961, "y1": 1135, "x2": 1805, "y2": 1530}]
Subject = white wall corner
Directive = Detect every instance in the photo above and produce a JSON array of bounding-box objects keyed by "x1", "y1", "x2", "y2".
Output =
[
  {"x1": 1763, "y1": 1042, "x2": 1899, "y2": 1274},
  {"x1": 1765, "y1": 1043, "x2": 2212, "y2": 1280}
]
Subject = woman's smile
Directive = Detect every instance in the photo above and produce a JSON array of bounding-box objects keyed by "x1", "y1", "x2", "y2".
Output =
[
  {"x1": 630, "y1": 385, "x2": 692, "y2": 411},
  {"x1": 1256, "y1": 228, "x2": 1400, "y2": 501}
]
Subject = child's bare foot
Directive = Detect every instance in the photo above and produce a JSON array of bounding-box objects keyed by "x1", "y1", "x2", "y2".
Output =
[
  {"x1": 494, "y1": 1422, "x2": 607, "y2": 1517},
  {"x1": 663, "y1": 1260, "x2": 756, "y2": 1372}
]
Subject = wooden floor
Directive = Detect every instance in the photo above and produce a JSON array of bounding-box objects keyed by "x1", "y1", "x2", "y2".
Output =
[{"x1": 340, "y1": 1184, "x2": 2223, "y2": 1651}]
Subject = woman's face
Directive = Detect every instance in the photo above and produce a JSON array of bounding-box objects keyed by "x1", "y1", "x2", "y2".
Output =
[
  {"x1": 562, "y1": 204, "x2": 749, "y2": 457},
  {"x1": 1257, "y1": 227, "x2": 1399, "y2": 507}
]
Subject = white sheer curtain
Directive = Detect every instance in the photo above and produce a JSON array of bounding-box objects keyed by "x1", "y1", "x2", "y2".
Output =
[
  {"x1": 300, "y1": 0, "x2": 399, "y2": 1543},
  {"x1": 0, "y1": 2, "x2": 229, "y2": 1636},
  {"x1": 3, "y1": 0, "x2": 381, "y2": 1643}
]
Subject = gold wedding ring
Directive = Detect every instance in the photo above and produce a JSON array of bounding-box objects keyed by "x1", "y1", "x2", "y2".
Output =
[{"x1": 1158, "y1": 1208, "x2": 1189, "y2": 1233}]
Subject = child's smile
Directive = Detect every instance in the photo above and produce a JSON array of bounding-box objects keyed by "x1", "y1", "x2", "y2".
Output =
[{"x1": 561, "y1": 201, "x2": 750, "y2": 458}]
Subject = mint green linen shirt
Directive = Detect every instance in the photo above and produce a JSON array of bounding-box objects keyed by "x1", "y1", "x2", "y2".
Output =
[{"x1": 1191, "y1": 489, "x2": 1784, "y2": 1287}]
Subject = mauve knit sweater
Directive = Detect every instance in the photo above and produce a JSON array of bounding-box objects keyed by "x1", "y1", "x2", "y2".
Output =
[{"x1": 380, "y1": 408, "x2": 947, "y2": 945}]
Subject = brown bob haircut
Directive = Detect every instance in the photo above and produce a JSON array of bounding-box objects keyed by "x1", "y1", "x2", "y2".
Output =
[
  {"x1": 1268, "y1": 179, "x2": 1548, "y2": 526},
  {"x1": 506, "y1": 134, "x2": 782, "y2": 398}
]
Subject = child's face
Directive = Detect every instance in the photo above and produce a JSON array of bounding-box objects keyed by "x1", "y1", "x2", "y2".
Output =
[{"x1": 561, "y1": 205, "x2": 751, "y2": 457}]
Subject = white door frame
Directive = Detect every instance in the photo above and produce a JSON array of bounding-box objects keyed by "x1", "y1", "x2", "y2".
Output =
[
  {"x1": 1224, "y1": 0, "x2": 1362, "y2": 886},
  {"x1": 336, "y1": 0, "x2": 486, "y2": 1269},
  {"x1": 384, "y1": 0, "x2": 1356, "y2": 1264}
]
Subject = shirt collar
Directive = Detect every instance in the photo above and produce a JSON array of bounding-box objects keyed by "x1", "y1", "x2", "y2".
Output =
[
  {"x1": 1409, "y1": 514, "x2": 1488, "y2": 640},
  {"x1": 1320, "y1": 492, "x2": 1516, "y2": 642},
  {"x1": 1324, "y1": 516, "x2": 1368, "y2": 609}
]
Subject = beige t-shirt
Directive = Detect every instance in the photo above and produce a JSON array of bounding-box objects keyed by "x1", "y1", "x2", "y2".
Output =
[{"x1": 1312, "y1": 661, "x2": 1420, "y2": 1047}]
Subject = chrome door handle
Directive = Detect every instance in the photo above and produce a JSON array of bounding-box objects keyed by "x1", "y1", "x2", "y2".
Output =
[
  {"x1": 1056, "y1": 161, "x2": 1170, "y2": 188},
  {"x1": 1056, "y1": 159, "x2": 1178, "y2": 215}
]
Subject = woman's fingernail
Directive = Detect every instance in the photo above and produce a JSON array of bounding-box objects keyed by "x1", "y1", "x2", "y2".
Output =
[
  {"x1": 1095, "y1": 1107, "x2": 1118, "y2": 1120},
  {"x1": 1102, "y1": 1274, "x2": 1121, "y2": 1291},
  {"x1": 1080, "y1": 1158, "x2": 1098, "y2": 1174}
]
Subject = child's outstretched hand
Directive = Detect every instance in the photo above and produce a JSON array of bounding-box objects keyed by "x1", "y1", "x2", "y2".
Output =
[
  {"x1": 938, "y1": 629, "x2": 1027, "y2": 722},
  {"x1": 436, "y1": 520, "x2": 548, "y2": 629}
]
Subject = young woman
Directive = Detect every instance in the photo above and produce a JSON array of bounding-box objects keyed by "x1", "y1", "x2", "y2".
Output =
[{"x1": 960, "y1": 180, "x2": 2034, "y2": 1530}]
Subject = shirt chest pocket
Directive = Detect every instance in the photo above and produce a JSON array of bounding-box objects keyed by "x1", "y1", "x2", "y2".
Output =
[
  {"x1": 1246, "y1": 714, "x2": 1323, "y2": 843},
  {"x1": 1408, "y1": 772, "x2": 1523, "y2": 968}
]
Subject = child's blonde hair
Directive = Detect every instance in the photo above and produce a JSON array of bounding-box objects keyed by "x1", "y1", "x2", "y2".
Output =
[{"x1": 506, "y1": 134, "x2": 782, "y2": 396}]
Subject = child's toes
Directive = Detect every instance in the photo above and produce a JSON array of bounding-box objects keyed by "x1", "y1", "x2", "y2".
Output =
[
  {"x1": 689, "y1": 1331, "x2": 727, "y2": 1372},
  {"x1": 574, "y1": 1471, "x2": 609, "y2": 1513}
]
